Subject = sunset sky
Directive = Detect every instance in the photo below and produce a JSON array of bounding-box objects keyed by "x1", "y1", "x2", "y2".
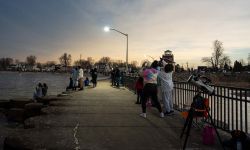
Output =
[{"x1": 0, "y1": 0, "x2": 250, "y2": 68}]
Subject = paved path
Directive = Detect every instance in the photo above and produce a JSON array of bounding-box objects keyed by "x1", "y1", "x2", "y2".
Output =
[{"x1": 1, "y1": 80, "x2": 227, "y2": 150}]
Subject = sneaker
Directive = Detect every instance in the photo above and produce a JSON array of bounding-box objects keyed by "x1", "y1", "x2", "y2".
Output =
[
  {"x1": 164, "y1": 111, "x2": 174, "y2": 116},
  {"x1": 139, "y1": 113, "x2": 147, "y2": 118},
  {"x1": 160, "y1": 112, "x2": 164, "y2": 118}
]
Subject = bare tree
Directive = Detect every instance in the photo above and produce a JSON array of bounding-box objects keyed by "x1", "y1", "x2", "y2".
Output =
[
  {"x1": 36, "y1": 62, "x2": 43, "y2": 71},
  {"x1": 239, "y1": 59, "x2": 246, "y2": 66},
  {"x1": 201, "y1": 40, "x2": 230, "y2": 69},
  {"x1": 26, "y1": 55, "x2": 36, "y2": 66},
  {"x1": 59, "y1": 53, "x2": 71, "y2": 72},
  {"x1": 46, "y1": 61, "x2": 56, "y2": 67},
  {"x1": 87, "y1": 57, "x2": 95, "y2": 66},
  {"x1": 219, "y1": 55, "x2": 231, "y2": 68},
  {"x1": 98, "y1": 57, "x2": 111, "y2": 64},
  {"x1": 130, "y1": 60, "x2": 138, "y2": 68},
  {"x1": 0, "y1": 57, "x2": 13, "y2": 70},
  {"x1": 15, "y1": 59, "x2": 20, "y2": 64}
]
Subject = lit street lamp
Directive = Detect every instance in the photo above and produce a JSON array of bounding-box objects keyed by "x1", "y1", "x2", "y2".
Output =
[{"x1": 104, "y1": 26, "x2": 128, "y2": 73}]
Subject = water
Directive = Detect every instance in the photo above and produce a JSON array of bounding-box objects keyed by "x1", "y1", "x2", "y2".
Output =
[{"x1": 0, "y1": 71, "x2": 69, "y2": 100}]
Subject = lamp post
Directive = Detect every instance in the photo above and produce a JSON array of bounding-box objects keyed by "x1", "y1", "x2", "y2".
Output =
[{"x1": 104, "y1": 26, "x2": 128, "y2": 73}]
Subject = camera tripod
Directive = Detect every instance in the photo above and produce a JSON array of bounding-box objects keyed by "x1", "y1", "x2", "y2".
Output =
[{"x1": 180, "y1": 93, "x2": 225, "y2": 150}]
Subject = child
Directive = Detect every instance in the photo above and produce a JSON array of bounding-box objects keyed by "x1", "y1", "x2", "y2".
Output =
[
  {"x1": 84, "y1": 77, "x2": 90, "y2": 86},
  {"x1": 135, "y1": 76, "x2": 143, "y2": 104},
  {"x1": 158, "y1": 64, "x2": 174, "y2": 115}
]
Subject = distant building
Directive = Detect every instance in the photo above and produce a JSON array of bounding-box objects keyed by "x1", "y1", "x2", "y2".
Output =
[
  {"x1": 162, "y1": 50, "x2": 175, "y2": 71},
  {"x1": 162, "y1": 50, "x2": 174, "y2": 63}
]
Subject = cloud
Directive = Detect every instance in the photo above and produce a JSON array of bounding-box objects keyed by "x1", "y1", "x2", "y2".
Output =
[{"x1": 0, "y1": 0, "x2": 249, "y2": 66}]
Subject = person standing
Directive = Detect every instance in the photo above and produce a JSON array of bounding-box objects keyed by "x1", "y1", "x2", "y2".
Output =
[
  {"x1": 115, "y1": 68, "x2": 121, "y2": 87},
  {"x1": 135, "y1": 76, "x2": 143, "y2": 104},
  {"x1": 91, "y1": 68, "x2": 98, "y2": 88},
  {"x1": 78, "y1": 66, "x2": 84, "y2": 90},
  {"x1": 158, "y1": 64, "x2": 174, "y2": 115},
  {"x1": 72, "y1": 67, "x2": 79, "y2": 90},
  {"x1": 111, "y1": 69, "x2": 115, "y2": 86},
  {"x1": 140, "y1": 60, "x2": 164, "y2": 118}
]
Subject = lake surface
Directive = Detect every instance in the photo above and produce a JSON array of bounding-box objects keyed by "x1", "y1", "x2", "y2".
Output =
[{"x1": 0, "y1": 72, "x2": 69, "y2": 100}]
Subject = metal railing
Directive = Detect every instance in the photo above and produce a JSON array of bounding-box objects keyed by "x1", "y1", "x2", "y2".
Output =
[
  {"x1": 174, "y1": 81, "x2": 250, "y2": 134},
  {"x1": 124, "y1": 75, "x2": 250, "y2": 133}
]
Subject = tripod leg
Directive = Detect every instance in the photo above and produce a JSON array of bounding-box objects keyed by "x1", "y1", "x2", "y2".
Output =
[
  {"x1": 180, "y1": 108, "x2": 192, "y2": 138},
  {"x1": 183, "y1": 109, "x2": 194, "y2": 150},
  {"x1": 206, "y1": 108, "x2": 225, "y2": 150}
]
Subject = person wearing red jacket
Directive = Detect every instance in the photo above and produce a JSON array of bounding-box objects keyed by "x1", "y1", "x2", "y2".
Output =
[{"x1": 135, "y1": 76, "x2": 143, "y2": 104}]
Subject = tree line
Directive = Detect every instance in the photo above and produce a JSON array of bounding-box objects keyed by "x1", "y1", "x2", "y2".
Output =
[
  {"x1": 201, "y1": 40, "x2": 249, "y2": 72},
  {"x1": 0, "y1": 53, "x2": 139, "y2": 71}
]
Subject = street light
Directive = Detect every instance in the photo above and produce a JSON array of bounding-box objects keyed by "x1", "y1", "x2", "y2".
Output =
[{"x1": 104, "y1": 26, "x2": 128, "y2": 73}]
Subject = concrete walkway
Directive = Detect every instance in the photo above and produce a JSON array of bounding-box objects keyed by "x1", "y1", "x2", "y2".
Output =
[{"x1": 1, "y1": 80, "x2": 227, "y2": 150}]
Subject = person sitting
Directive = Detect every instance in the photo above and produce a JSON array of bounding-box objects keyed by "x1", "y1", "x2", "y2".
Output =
[
  {"x1": 42, "y1": 83, "x2": 48, "y2": 96},
  {"x1": 33, "y1": 83, "x2": 43, "y2": 100},
  {"x1": 84, "y1": 77, "x2": 90, "y2": 86}
]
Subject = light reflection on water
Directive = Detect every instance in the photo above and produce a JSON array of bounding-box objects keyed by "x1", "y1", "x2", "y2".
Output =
[{"x1": 0, "y1": 71, "x2": 69, "y2": 100}]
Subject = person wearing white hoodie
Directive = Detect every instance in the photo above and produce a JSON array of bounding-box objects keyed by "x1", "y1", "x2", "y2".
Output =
[{"x1": 158, "y1": 63, "x2": 174, "y2": 115}]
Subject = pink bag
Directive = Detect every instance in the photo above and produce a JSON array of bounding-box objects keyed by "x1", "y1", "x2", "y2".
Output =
[{"x1": 202, "y1": 125, "x2": 215, "y2": 145}]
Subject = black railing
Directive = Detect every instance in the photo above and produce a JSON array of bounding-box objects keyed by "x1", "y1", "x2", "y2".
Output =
[
  {"x1": 124, "y1": 75, "x2": 137, "y2": 92},
  {"x1": 124, "y1": 75, "x2": 250, "y2": 134},
  {"x1": 174, "y1": 81, "x2": 250, "y2": 134}
]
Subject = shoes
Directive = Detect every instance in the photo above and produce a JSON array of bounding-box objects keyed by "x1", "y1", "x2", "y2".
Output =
[
  {"x1": 160, "y1": 112, "x2": 164, "y2": 118},
  {"x1": 164, "y1": 111, "x2": 174, "y2": 116},
  {"x1": 139, "y1": 113, "x2": 147, "y2": 118}
]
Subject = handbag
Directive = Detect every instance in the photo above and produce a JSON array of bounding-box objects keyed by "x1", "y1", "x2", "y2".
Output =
[{"x1": 202, "y1": 125, "x2": 215, "y2": 145}]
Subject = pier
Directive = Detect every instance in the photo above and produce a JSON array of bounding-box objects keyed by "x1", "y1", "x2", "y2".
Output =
[{"x1": 0, "y1": 80, "x2": 230, "y2": 149}]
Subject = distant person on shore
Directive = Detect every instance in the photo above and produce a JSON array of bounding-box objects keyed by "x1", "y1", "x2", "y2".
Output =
[
  {"x1": 115, "y1": 68, "x2": 121, "y2": 87},
  {"x1": 84, "y1": 77, "x2": 90, "y2": 86},
  {"x1": 111, "y1": 69, "x2": 115, "y2": 86},
  {"x1": 158, "y1": 63, "x2": 174, "y2": 115},
  {"x1": 78, "y1": 66, "x2": 84, "y2": 90},
  {"x1": 33, "y1": 83, "x2": 43, "y2": 100},
  {"x1": 91, "y1": 68, "x2": 98, "y2": 88},
  {"x1": 140, "y1": 60, "x2": 164, "y2": 118},
  {"x1": 135, "y1": 76, "x2": 143, "y2": 104},
  {"x1": 42, "y1": 83, "x2": 48, "y2": 96}
]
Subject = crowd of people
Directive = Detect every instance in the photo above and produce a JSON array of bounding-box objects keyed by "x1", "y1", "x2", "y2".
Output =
[
  {"x1": 32, "y1": 61, "x2": 173, "y2": 120},
  {"x1": 135, "y1": 58, "x2": 174, "y2": 118},
  {"x1": 110, "y1": 68, "x2": 125, "y2": 88},
  {"x1": 66, "y1": 67, "x2": 98, "y2": 91}
]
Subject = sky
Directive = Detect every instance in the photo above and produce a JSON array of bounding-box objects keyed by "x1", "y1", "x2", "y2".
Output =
[{"x1": 0, "y1": 0, "x2": 250, "y2": 68}]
